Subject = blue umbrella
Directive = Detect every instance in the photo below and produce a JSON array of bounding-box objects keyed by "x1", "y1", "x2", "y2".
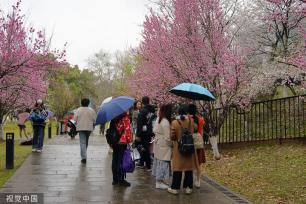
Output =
[
  {"x1": 96, "y1": 96, "x2": 135, "y2": 125},
  {"x1": 169, "y1": 83, "x2": 215, "y2": 101}
]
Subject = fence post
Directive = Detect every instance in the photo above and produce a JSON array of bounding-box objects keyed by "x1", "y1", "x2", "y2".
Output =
[
  {"x1": 6, "y1": 133, "x2": 14, "y2": 169},
  {"x1": 48, "y1": 124, "x2": 52, "y2": 139},
  {"x1": 60, "y1": 121, "x2": 64, "y2": 134},
  {"x1": 279, "y1": 99, "x2": 283, "y2": 145},
  {"x1": 57, "y1": 124, "x2": 59, "y2": 135}
]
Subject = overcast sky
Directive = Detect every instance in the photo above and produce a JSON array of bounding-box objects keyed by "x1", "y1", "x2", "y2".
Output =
[{"x1": 0, "y1": 0, "x2": 150, "y2": 67}]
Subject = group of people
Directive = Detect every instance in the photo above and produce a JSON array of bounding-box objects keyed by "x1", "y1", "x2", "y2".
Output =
[
  {"x1": 107, "y1": 96, "x2": 207, "y2": 195},
  {"x1": 17, "y1": 98, "x2": 96, "y2": 156},
  {"x1": 22, "y1": 96, "x2": 207, "y2": 195}
]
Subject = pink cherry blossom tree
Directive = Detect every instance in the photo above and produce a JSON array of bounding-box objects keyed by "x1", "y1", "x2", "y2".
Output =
[
  {"x1": 0, "y1": 0, "x2": 65, "y2": 140},
  {"x1": 129, "y1": 0, "x2": 248, "y2": 158},
  {"x1": 249, "y1": 0, "x2": 306, "y2": 95}
]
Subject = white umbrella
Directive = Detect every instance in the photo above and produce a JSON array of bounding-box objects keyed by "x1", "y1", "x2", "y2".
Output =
[{"x1": 100, "y1": 96, "x2": 112, "y2": 107}]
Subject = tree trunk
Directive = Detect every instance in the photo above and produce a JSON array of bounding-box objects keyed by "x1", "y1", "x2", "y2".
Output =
[{"x1": 209, "y1": 135, "x2": 221, "y2": 160}]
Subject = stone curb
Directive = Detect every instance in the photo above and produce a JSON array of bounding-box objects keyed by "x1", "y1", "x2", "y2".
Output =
[{"x1": 203, "y1": 176, "x2": 253, "y2": 204}]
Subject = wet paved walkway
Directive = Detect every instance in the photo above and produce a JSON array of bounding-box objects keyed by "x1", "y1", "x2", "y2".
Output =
[{"x1": 0, "y1": 133, "x2": 243, "y2": 204}]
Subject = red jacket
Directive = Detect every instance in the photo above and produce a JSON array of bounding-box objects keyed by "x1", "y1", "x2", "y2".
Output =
[
  {"x1": 116, "y1": 113, "x2": 132, "y2": 144},
  {"x1": 197, "y1": 115, "x2": 205, "y2": 136}
]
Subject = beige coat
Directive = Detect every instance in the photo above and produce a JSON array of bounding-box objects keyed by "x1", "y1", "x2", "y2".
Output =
[
  {"x1": 170, "y1": 117, "x2": 198, "y2": 171},
  {"x1": 153, "y1": 118, "x2": 172, "y2": 161},
  {"x1": 74, "y1": 107, "x2": 96, "y2": 132}
]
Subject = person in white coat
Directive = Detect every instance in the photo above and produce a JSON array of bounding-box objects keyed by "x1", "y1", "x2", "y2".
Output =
[
  {"x1": 74, "y1": 98, "x2": 96, "y2": 164},
  {"x1": 152, "y1": 104, "x2": 173, "y2": 189}
]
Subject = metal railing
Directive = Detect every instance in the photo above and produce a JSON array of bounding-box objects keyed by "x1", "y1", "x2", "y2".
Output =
[{"x1": 215, "y1": 95, "x2": 306, "y2": 144}]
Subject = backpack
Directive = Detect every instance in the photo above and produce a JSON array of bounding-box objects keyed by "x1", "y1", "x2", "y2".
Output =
[
  {"x1": 105, "y1": 122, "x2": 121, "y2": 146},
  {"x1": 177, "y1": 120, "x2": 194, "y2": 155},
  {"x1": 29, "y1": 111, "x2": 47, "y2": 123}
]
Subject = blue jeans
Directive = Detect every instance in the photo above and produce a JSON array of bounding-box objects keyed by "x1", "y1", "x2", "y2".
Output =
[
  {"x1": 32, "y1": 125, "x2": 45, "y2": 150},
  {"x1": 79, "y1": 131, "x2": 91, "y2": 160}
]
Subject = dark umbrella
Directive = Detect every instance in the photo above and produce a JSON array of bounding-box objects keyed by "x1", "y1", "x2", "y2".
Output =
[
  {"x1": 96, "y1": 96, "x2": 135, "y2": 125},
  {"x1": 169, "y1": 83, "x2": 215, "y2": 101}
]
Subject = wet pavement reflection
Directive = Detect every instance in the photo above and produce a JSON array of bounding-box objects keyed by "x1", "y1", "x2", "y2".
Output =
[{"x1": 1, "y1": 134, "x2": 236, "y2": 204}]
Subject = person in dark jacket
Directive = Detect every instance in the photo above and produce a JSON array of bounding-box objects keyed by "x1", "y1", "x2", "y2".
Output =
[{"x1": 136, "y1": 96, "x2": 156, "y2": 170}]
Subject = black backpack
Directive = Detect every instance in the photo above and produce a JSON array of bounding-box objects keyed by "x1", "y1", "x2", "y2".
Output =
[
  {"x1": 177, "y1": 120, "x2": 194, "y2": 155},
  {"x1": 105, "y1": 122, "x2": 121, "y2": 146}
]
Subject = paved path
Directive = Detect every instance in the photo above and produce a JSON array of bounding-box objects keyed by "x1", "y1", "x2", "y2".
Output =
[{"x1": 0, "y1": 134, "x2": 243, "y2": 204}]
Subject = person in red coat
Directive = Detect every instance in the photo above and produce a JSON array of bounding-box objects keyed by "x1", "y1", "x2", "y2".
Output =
[{"x1": 111, "y1": 112, "x2": 133, "y2": 187}]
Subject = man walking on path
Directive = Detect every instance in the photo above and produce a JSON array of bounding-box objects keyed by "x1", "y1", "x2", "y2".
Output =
[
  {"x1": 74, "y1": 98, "x2": 96, "y2": 164},
  {"x1": 136, "y1": 96, "x2": 156, "y2": 170}
]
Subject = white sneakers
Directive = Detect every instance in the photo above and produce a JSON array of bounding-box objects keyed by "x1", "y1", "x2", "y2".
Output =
[
  {"x1": 167, "y1": 187, "x2": 193, "y2": 195},
  {"x1": 185, "y1": 187, "x2": 193, "y2": 194},
  {"x1": 167, "y1": 187, "x2": 178, "y2": 195},
  {"x1": 156, "y1": 181, "x2": 168, "y2": 189},
  {"x1": 194, "y1": 179, "x2": 201, "y2": 188}
]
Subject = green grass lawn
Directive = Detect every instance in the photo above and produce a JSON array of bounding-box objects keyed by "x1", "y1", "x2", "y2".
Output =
[
  {"x1": 203, "y1": 141, "x2": 306, "y2": 204},
  {"x1": 3, "y1": 119, "x2": 58, "y2": 139},
  {"x1": 0, "y1": 121, "x2": 58, "y2": 188},
  {"x1": 0, "y1": 142, "x2": 32, "y2": 187}
]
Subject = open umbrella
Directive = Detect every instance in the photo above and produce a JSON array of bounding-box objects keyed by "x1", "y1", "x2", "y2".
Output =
[
  {"x1": 96, "y1": 96, "x2": 135, "y2": 125},
  {"x1": 169, "y1": 83, "x2": 215, "y2": 101},
  {"x1": 100, "y1": 96, "x2": 113, "y2": 107}
]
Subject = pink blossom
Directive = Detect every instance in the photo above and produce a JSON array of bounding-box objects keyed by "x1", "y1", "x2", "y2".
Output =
[
  {"x1": 129, "y1": 0, "x2": 248, "y2": 135},
  {"x1": 0, "y1": 1, "x2": 65, "y2": 113}
]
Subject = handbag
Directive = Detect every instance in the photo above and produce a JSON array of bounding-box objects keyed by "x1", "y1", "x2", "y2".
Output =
[
  {"x1": 122, "y1": 148, "x2": 135, "y2": 173},
  {"x1": 193, "y1": 132, "x2": 204, "y2": 149},
  {"x1": 131, "y1": 148, "x2": 141, "y2": 161}
]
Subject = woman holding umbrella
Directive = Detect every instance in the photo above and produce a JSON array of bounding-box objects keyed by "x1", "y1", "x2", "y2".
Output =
[
  {"x1": 95, "y1": 96, "x2": 135, "y2": 186},
  {"x1": 110, "y1": 112, "x2": 133, "y2": 186},
  {"x1": 169, "y1": 83, "x2": 216, "y2": 191},
  {"x1": 167, "y1": 104, "x2": 196, "y2": 195}
]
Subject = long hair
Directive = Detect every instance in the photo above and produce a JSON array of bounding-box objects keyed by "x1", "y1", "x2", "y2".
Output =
[
  {"x1": 188, "y1": 104, "x2": 198, "y2": 125},
  {"x1": 158, "y1": 104, "x2": 172, "y2": 123},
  {"x1": 133, "y1": 100, "x2": 141, "y2": 110},
  {"x1": 178, "y1": 104, "x2": 188, "y2": 120}
]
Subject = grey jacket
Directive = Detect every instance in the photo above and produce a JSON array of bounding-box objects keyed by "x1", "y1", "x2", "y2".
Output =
[{"x1": 74, "y1": 107, "x2": 96, "y2": 132}]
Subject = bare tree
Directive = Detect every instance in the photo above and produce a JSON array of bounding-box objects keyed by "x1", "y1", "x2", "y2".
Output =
[{"x1": 87, "y1": 50, "x2": 115, "y2": 106}]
